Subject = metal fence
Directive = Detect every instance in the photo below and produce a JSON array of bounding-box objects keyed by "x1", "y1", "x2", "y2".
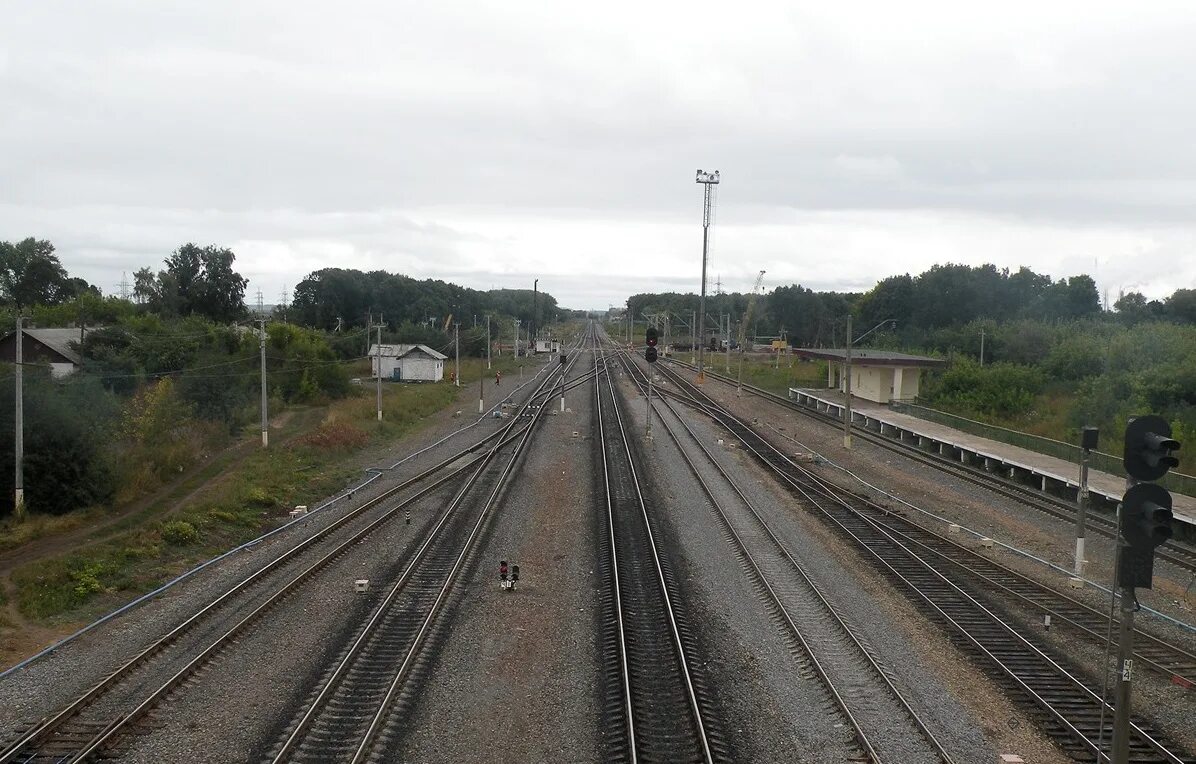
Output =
[{"x1": 889, "y1": 400, "x2": 1196, "y2": 497}]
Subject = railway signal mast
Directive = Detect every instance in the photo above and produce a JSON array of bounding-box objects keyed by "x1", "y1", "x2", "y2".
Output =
[
  {"x1": 695, "y1": 169, "x2": 719, "y2": 382},
  {"x1": 1111, "y1": 415, "x2": 1179, "y2": 763}
]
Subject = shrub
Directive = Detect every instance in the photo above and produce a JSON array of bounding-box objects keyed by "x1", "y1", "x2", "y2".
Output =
[{"x1": 161, "y1": 520, "x2": 199, "y2": 546}]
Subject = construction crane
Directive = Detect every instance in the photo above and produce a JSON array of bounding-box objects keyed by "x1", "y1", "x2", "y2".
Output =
[{"x1": 736, "y1": 270, "x2": 767, "y2": 396}]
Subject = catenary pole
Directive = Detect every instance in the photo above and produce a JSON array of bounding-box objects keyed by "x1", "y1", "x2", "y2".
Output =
[
  {"x1": 375, "y1": 325, "x2": 383, "y2": 421},
  {"x1": 486, "y1": 315, "x2": 491, "y2": 370},
  {"x1": 14, "y1": 315, "x2": 24, "y2": 519},
  {"x1": 260, "y1": 319, "x2": 269, "y2": 447},
  {"x1": 454, "y1": 323, "x2": 460, "y2": 387},
  {"x1": 843, "y1": 314, "x2": 853, "y2": 450},
  {"x1": 696, "y1": 175, "x2": 713, "y2": 381}
]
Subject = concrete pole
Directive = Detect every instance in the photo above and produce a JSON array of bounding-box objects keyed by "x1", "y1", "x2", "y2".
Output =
[
  {"x1": 486, "y1": 315, "x2": 491, "y2": 370},
  {"x1": 1075, "y1": 444, "x2": 1091, "y2": 575},
  {"x1": 697, "y1": 182, "x2": 711, "y2": 382},
  {"x1": 725, "y1": 315, "x2": 730, "y2": 374},
  {"x1": 531, "y1": 279, "x2": 538, "y2": 353},
  {"x1": 843, "y1": 314, "x2": 853, "y2": 450},
  {"x1": 375, "y1": 325, "x2": 383, "y2": 422},
  {"x1": 13, "y1": 315, "x2": 24, "y2": 520},
  {"x1": 980, "y1": 329, "x2": 985, "y2": 367},
  {"x1": 478, "y1": 351, "x2": 485, "y2": 414},
  {"x1": 454, "y1": 323, "x2": 460, "y2": 387},
  {"x1": 691, "y1": 310, "x2": 697, "y2": 365},
  {"x1": 260, "y1": 319, "x2": 269, "y2": 447}
]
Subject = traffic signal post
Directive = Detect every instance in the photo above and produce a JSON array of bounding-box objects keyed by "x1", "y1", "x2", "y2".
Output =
[{"x1": 1110, "y1": 415, "x2": 1179, "y2": 764}]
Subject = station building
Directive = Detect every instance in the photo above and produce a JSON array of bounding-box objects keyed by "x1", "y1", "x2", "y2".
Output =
[
  {"x1": 792, "y1": 348, "x2": 945, "y2": 404},
  {"x1": 368, "y1": 343, "x2": 448, "y2": 382}
]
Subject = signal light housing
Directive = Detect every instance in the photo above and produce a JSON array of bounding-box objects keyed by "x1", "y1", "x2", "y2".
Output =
[
  {"x1": 645, "y1": 346, "x2": 658, "y2": 363},
  {"x1": 1118, "y1": 482, "x2": 1174, "y2": 588},
  {"x1": 1124, "y1": 415, "x2": 1181, "y2": 482},
  {"x1": 646, "y1": 327, "x2": 658, "y2": 347}
]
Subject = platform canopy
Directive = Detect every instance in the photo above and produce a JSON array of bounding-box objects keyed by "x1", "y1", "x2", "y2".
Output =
[{"x1": 792, "y1": 348, "x2": 945, "y2": 368}]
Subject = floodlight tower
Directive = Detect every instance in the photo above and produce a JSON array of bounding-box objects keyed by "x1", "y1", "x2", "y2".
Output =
[{"x1": 695, "y1": 169, "x2": 720, "y2": 382}]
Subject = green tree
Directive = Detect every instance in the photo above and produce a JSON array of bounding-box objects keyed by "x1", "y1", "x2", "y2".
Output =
[
  {"x1": 154, "y1": 244, "x2": 248, "y2": 322},
  {"x1": 1165, "y1": 288, "x2": 1196, "y2": 324},
  {"x1": 0, "y1": 238, "x2": 76, "y2": 307}
]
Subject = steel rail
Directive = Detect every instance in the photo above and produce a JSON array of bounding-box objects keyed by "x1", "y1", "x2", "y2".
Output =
[
  {"x1": 596, "y1": 353, "x2": 714, "y2": 764},
  {"x1": 668, "y1": 358, "x2": 1196, "y2": 572},
  {"x1": 0, "y1": 423, "x2": 531, "y2": 764},
  {"x1": 348, "y1": 352, "x2": 587, "y2": 763},
  {"x1": 618, "y1": 348, "x2": 956, "y2": 764},
  {"x1": 648, "y1": 358, "x2": 1196, "y2": 686},
  {"x1": 653, "y1": 358, "x2": 1192, "y2": 764},
  {"x1": 271, "y1": 339, "x2": 586, "y2": 763}
]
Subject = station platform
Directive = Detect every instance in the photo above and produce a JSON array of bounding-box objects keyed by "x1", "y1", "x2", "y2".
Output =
[{"x1": 787, "y1": 388, "x2": 1196, "y2": 529}]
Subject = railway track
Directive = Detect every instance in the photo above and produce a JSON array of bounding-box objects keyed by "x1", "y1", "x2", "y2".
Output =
[
  {"x1": 0, "y1": 350, "x2": 567, "y2": 764},
  {"x1": 266, "y1": 343, "x2": 588, "y2": 763},
  {"x1": 594, "y1": 354, "x2": 725, "y2": 764},
  {"x1": 639, "y1": 351, "x2": 1195, "y2": 764},
  {"x1": 619, "y1": 352, "x2": 956, "y2": 763},
  {"x1": 649, "y1": 357, "x2": 1196, "y2": 687},
  {"x1": 668, "y1": 359, "x2": 1196, "y2": 573}
]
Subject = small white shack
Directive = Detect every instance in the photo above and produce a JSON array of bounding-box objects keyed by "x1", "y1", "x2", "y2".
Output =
[
  {"x1": 368, "y1": 343, "x2": 448, "y2": 382},
  {"x1": 793, "y1": 348, "x2": 945, "y2": 404},
  {"x1": 534, "y1": 339, "x2": 561, "y2": 354}
]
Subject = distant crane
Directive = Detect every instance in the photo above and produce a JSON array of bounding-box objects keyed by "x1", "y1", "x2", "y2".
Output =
[{"x1": 736, "y1": 270, "x2": 767, "y2": 396}]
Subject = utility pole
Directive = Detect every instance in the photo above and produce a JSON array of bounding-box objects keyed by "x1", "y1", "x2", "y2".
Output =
[
  {"x1": 13, "y1": 316, "x2": 25, "y2": 520},
  {"x1": 691, "y1": 309, "x2": 697, "y2": 365},
  {"x1": 980, "y1": 329, "x2": 986, "y2": 367},
  {"x1": 478, "y1": 352, "x2": 485, "y2": 414},
  {"x1": 486, "y1": 315, "x2": 491, "y2": 370},
  {"x1": 375, "y1": 325, "x2": 383, "y2": 421},
  {"x1": 454, "y1": 323, "x2": 461, "y2": 387},
  {"x1": 695, "y1": 169, "x2": 719, "y2": 381},
  {"x1": 843, "y1": 314, "x2": 853, "y2": 450},
  {"x1": 259, "y1": 319, "x2": 269, "y2": 447}
]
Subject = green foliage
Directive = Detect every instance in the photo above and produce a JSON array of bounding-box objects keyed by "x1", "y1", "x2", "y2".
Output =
[
  {"x1": 922, "y1": 358, "x2": 1045, "y2": 419},
  {"x1": 290, "y1": 268, "x2": 561, "y2": 334},
  {"x1": 0, "y1": 372, "x2": 117, "y2": 517},
  {"x1": 0, "y1": 238, "x2": 98, "y2": 308},
  {"x1": 161, "y1": 520, "x2": 199, "y2": 546},
  {"x1": 136, "y1": 243, "x2": 249, "y2": 322}
]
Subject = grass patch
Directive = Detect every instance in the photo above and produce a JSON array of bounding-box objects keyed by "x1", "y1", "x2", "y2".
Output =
[{"x1": 715, "y1": 354, "x2": 827, "y2": 396}]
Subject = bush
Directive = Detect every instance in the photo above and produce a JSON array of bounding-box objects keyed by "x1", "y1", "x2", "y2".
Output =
[
  {"x1": 923, "y1": 358, "x2": 1045, "y2": 419},
  {"x1": 161, "y1": 520, "x2": 199, "y2": 546}
]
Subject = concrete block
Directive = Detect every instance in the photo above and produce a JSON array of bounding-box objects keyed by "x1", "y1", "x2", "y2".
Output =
[
  {"x1": 979, "y1": 537, "x2": 994, "y2": 548},
  {"x1": 1068, "y1": 577, "x2": 1084, "y2": 589},
  {"x1": 571, "y1": 431, "x2": 580, "y2": 439},
  {"x1": 999, "y1": 756, "x2": 1024, "y2": 764},
  {"x1": 947, "y1": 523, "x2": 961, "y2": 534},
  {"x1": 354, "y1": 579, "x2": 370, "y2": 593}
]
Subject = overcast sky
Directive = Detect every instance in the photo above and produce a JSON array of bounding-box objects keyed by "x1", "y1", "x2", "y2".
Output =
[{"x1": 4, "y1": 1, "x2": 1196, "y2": 309}]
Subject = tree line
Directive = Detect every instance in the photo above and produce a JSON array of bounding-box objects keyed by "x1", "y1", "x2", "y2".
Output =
[{"x1": 0, "y1": 237, "x2": 562, "y2": 518}]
